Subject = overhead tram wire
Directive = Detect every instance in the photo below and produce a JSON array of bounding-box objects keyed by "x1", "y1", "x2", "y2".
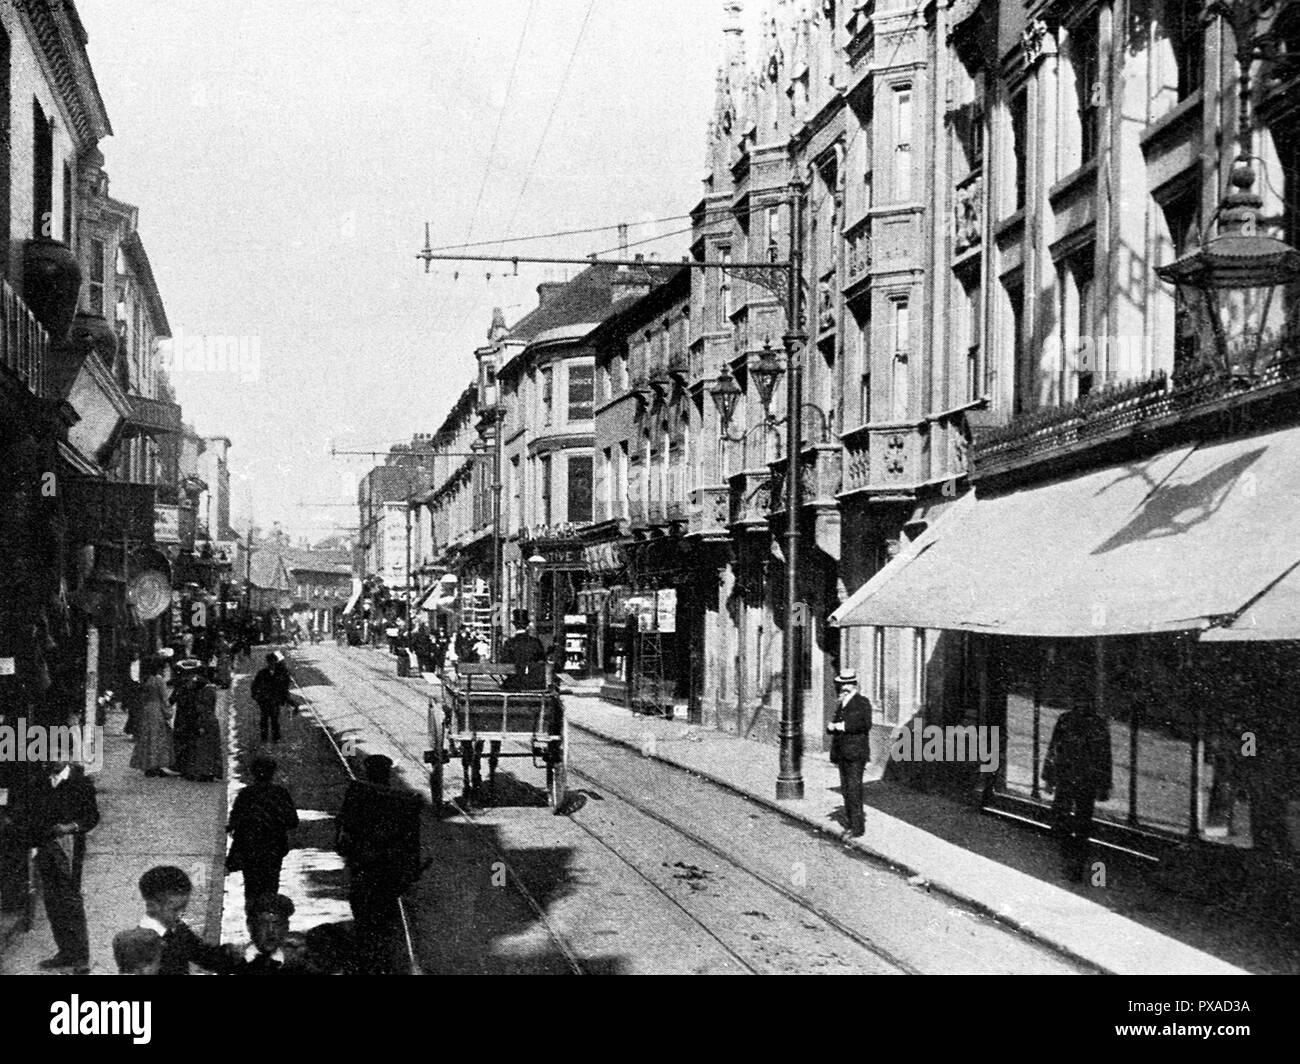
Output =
[
  {"x1": 500, "y1": 0, "x2": 598, "y2": 237},
  {"x1": 460, "y1": 0, "x2": 535, "y2": 247}
]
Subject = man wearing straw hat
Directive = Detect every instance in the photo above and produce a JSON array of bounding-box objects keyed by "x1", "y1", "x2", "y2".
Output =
[{"x1": 828, "y1": 668, "x2": 874, "y2": 839}]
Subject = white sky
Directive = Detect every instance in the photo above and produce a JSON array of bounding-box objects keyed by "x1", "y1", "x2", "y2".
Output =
[{"x1": 77, "y1": 0, "x2": 763, "y2": 542}]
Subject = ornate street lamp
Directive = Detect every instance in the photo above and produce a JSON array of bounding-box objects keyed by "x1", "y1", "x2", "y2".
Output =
[
  {"x1": 1156, "y1": 160, "x2": 1300, "y2": 375},
  {"x1": 709, "y1": 363, "x2": 743, "y2": 427},
  {"x1": 750, "y1": 338, "x2": 785, "y2": 411},
  {"x1": 1156, "y1": 1, "x2": 1300, "y2": 375}
]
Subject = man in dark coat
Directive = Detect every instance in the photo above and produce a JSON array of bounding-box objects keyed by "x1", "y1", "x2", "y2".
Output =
[
  {"x1": 500, "y1": 621, "x2": 547, "y2": 691},
  {"x1": 410, "y1": 622, "x2": 435, "y2": 674},
  {"x1": 1042, "y1": 698, "x2": 1113, "y2": 881},
  {"x1": 227, "y1": 756, "x2": 299, "y2": 917},
  {"x1": 827, "y1": 669, "x2": 874, "y2": 839},
  {"x1": 251, "y1": 653, "x2": 292, "y2": 743},
  {"x1": 335, "y1": 755, "x2": 422, "y2": 974},
  {"x1": 30, "y1": 759, "x2": 99, "y2": 973}
]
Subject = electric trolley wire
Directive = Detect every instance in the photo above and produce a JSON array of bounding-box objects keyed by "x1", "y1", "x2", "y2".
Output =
[
  {"x1": 462, "y1": 0, "x2": 536, "y2": 246},
  {"x1": 501, "y1": 0, "x2": 598, "y2": 236}
]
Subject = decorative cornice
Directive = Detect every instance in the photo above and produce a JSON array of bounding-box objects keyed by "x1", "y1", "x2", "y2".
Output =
[{"x1": 21, "y1": 0, "x2": 113, "y2": 146}]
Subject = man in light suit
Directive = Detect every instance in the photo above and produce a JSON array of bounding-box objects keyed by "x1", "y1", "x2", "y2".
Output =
[{"x1": 827, "y1": 669, "x2": 874, "y2": 839}]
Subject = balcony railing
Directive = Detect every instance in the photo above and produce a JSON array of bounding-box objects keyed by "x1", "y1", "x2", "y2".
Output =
[
  {"x1": 1, "y1": 278, "x2": 50, "y2": 398},
  {"x1": 973, "y1": 357, "x2": 1300, "y2": 478},
  {"x1": 768, "y1": 443, "x2": 843, "y2": 515},
  {"x1": 842, "y1": 426, "x2": 871, "y2": 493},
  {"x1": 124, "y1": 395, "x2": 182, "y2": 437}
]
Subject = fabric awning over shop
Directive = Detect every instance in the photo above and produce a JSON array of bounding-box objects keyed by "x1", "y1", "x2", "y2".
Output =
[
  {"x1": 1201, "y1": 561, "x2": 1300, "y2": 642},
  {"x1": 831, "y1": 425, "x2": 1300, "y2": 637}
]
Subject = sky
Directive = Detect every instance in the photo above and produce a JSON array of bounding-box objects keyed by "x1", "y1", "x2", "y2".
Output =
[{"x1": 76, "y1": 0, "x2": 758, "y2": 543}]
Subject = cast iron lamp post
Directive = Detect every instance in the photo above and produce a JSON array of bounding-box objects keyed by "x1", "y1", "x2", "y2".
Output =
[{"x1": 1156, "y1": 1, "x2": 1300, "y2": 371}]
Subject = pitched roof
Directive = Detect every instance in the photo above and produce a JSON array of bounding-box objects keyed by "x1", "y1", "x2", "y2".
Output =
[
  {"x1": 505, "y1": 261, "x2": 679, "y2": 345},
  {"x1": 278, "y1": 547, "x2": 352, "y2": 576}
]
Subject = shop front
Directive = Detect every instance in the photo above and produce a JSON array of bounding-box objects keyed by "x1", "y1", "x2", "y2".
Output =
[{"x1": 832, "y1": 422, "x2": 1300, "y2": 872}]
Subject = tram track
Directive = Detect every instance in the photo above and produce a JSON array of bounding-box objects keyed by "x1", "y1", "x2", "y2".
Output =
[
  {"x1": 292, "y1": 647, "x2": 586, "y2": 974},
  {"x1": 308, "y1": 646, "x2": 929, "y2": 974}
]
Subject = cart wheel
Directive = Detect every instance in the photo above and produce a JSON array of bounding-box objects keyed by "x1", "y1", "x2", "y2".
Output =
[{"x1": 428, "y1": 711, "x2": 445, "y2": 815}]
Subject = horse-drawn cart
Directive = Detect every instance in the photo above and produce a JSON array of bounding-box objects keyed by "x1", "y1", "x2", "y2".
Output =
[{"x1": 423, "y1": 663, "x2": 567, "y2": 812}]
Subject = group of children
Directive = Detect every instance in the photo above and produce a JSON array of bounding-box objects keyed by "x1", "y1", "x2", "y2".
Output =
[{"x1": 111, "y1": 865, "x2": 347, "y2": 975}]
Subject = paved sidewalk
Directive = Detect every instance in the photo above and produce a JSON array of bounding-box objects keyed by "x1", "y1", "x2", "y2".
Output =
[
  {"x1": 0, "y1": 696, "x2": 230, "y2": 976},
  {"x1": 559, "y1": 682, "x2": 1282, "y2": 976}
]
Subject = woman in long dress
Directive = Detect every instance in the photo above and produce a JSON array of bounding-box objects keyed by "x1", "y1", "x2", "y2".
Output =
[
  {"x1": 173, "y1": 664, "x2": 224, "y2": 782},
  {"x1": 129, "y1": 657, "x2": 174, "y2": 776}
]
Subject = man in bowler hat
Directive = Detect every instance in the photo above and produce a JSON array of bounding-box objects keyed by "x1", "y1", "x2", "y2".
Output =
[{"x1": 828, "y1": 669, "x2": 874, "y2": 839}]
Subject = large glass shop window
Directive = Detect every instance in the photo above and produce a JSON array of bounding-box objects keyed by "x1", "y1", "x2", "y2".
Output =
[{"x1": 999, "y1": 635, "x2": 1196, "y2": 837}]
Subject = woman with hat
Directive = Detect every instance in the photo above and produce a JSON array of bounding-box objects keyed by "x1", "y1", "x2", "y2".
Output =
[
  {"x1": 129, "y1": 656, "x2": 176, "y2": 778},
  {"x1": 172, "y1": 660, "x2": 224, "y2": 782}
]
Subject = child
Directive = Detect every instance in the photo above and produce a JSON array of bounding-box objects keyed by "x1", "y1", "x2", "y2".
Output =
[
  {"x1": 137, "y1": 865, "x2": 239, "y2": 975},
  {"x1": 236, "y1": 892, "x2": 296, "y2": 974},
  {"x1": 112, "y1": 928, "x2": 162, "y2": 975}
]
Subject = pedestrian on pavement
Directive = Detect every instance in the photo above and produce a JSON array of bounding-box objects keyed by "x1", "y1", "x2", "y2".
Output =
[
  {"x1": 827, "y1": 668, "x2": 874, "y2": 839},
  {"x1": 454, "y1": 628, "x2": 479, "y2": 666},
  {"x1": 226, "y1": 756, "x2": 299, "y2": 916},
  {"x1": 112, "y1": 927, "x2": 163, "y2": 975},
  {"x1": 410, "y1": 621, "x2": 435, "y2": 674},
  {"x1": 137, "y1": 865, "x2": 239, "y2": 975},
  {"x1": 251, "y1": 653, "x2": 292, "y2": 743},
  {"x1": 235, "y1": 892, "x2": 298, "y2": 974},
  {"x1": 1042, "y1": 697, "x2": 1113, "y2": 882},
  {"x1": 130, "y1": 656, "x2": 175, "y2": 778},
  {"x1": 172, "y1": 661, "x2": 224, "y2": 782},
  {"x1": 31, "y1": 758, "x2": 99, "y2": 974},
  {"x1": 214, "y1": 632, "x2": 233, "y2": 689},
  {"x1": 335, "y1": 755, "x2": 422, "y2": 974}
]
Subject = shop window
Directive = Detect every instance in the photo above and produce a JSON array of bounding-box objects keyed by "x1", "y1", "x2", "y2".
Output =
[{"x1": 568, "y1": 363, "x2": 594, "y2": 421}]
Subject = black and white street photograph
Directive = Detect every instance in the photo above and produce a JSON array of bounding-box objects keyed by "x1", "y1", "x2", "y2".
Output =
[{"x1": 0, "y1": 0, "x2": 1293, "y2": 1034}]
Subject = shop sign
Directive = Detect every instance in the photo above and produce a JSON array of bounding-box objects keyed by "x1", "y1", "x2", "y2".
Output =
[
  {"x1": 154, "y1": 505, "x2": 181, "y2": 544},
  {"x1": 656, "y1": 589, "x2": 677, "y2": 633}
]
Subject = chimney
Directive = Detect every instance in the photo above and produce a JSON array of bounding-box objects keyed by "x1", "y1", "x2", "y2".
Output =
[
  {"x1": 612, "y1": 253, "x2": 653, "y2": 306},
  {"x1": 536, "y1": 282, "x2": 567, "y2": 309}
]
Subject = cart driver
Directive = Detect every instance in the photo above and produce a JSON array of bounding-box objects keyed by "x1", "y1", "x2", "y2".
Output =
[{"x1": 501, "y1": 616, "x2": 547, "y2": 691}]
